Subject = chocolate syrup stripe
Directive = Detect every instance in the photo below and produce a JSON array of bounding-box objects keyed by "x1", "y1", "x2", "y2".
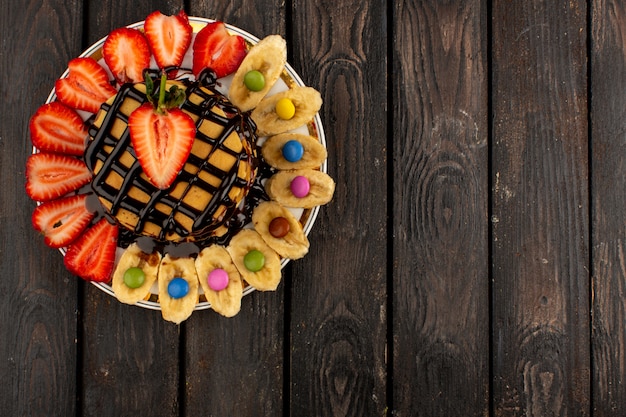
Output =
[{"x1": 86, "y1": 76, "x2": 260, "y2": 242}]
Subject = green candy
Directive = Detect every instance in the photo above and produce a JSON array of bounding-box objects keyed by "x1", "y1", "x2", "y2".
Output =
[
  {"x1": 243, "y1": 250, "x2": 265, "y2": 272},
  {"x1": 123, "y1": 267, "x2": 145, "y2": 289},
  {"x1": 244, "y1": 70, "x2": 265, "y2": 92}
]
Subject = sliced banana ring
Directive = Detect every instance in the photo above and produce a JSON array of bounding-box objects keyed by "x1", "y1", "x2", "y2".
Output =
[
  {"x1": 266, "y1": 169, "x2": 335, "y2": 208},
  {"x1": 158, "y1": 255, "x2": 199, "y2": 324},
  {"x1": 111, "y1": 243, "x2": 161, "y2": 305},
  {"x1": 251, "y1": 86, "x2": 322, "y2": 136},
  {"x1": 195, "y1": 245, "x2": 243, "y2": 317},
  {"x1": 252, "y1": 201, "x2": 309, "y2": 260},
  {"x1": 261, "y1": 133, "x2": 327, "y2": 170},
  {"x1": 227, "y1": 229, "x2": 281, "y2": 291},
  {"x1": 229, "y1": 35, "x2": 287, "y2": 112}
]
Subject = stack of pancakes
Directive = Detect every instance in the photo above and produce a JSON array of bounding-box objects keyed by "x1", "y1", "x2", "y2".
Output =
[{"x1": 85, "y1": 74, "x2": 258, "y2": 242}]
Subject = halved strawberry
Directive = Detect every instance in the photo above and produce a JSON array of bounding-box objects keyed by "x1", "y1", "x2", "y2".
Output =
[
  {"x1": 55, "y1": 57, "x2": 117, "y2": 114},
  {"x1": 64, "y1": 217, "x2": 118, "y2": 282},
  {"x1": 144, "y1": 10, "x2": 192, "y2": 70},
  {"x1": 128, "y1": 73, "x2": 195, "y2": 189},
  {"x1": 25, "y1": 152, "x2": 92, "y2": 201},
  {"x1": 192, "y1": 21, "x2": 247, "y2": 78},
  {"x1": 29, "y1": 102, "x2": 88, "y2": 156},
  {"x1": 32, "y1": 194, "x2": 95, "y2": 248},
  {"x1": 103, "y1": 27, "x2": 151, "y2": 85}
]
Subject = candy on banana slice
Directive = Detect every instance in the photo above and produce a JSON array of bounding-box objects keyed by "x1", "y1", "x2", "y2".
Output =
[
  {"x1": 250, "y1": 86, "x2": 322, "y2": 136},
  {"x1": 195, "y1": 245, "x2": 243, "y2": 317},
  {"x1": 252, "y1": 201, "x2": 309, "y2": 260},
  {"x1": 266, "y1": 169, "x2": 335, "y2": 208},
  {"x1": 227, "y1": 229, "x2": 281, "y2": 291},
  {"x1": 111, "y1": 243, "x2": 161, "y2": 305},
  {"x1": 229, "y1": 35, "x2": 287, "y2": 112},
  {"x1": 158, "y1": 255, "x2": 199, "y2": 324},
  {"x1": 262, "y1": 133, "x2": 327, "y2": 170}
]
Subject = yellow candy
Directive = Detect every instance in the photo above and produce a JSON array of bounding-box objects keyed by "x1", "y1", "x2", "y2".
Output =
[{"x1": 275, "y1": 98, "x2": 296, "y2": 120}]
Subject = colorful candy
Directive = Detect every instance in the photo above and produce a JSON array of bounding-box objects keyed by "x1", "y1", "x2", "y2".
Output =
[
  {"x1": 290, "y1": 175, "x2": 310, "y2": 198},
  {"x1": 207, "y1": 268, "x2": 229, "y2": 291},
  {"x1": 123, "y1": 267, "x2": 145, "y2": 288},
  {"x1": 282, "y1": 139, "x2": 304, "y2": 162},
  {"x1": 168, "y1": 277, "x2": 189, "y2": 299},
  {"x1": 269, "y1": 217, "x2": 290, "y2": 238},
  {"x1": 243, "y1": 249, "x2": 265, "y2": 272},
  {"x1": 275, "y1": 98, "x2": 295, "y2": 120},
  {"x1": 244, "y1": 70, "x2": 265, "y2": 91}
]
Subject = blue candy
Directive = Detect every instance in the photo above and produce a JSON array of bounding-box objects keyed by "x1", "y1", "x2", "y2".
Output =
[
  {"x1": 282, "y1": 140, "x2": 304, "y2": 162},
  {"x1": 168, "y1": 277, "x2": 189, "y2": 299}
]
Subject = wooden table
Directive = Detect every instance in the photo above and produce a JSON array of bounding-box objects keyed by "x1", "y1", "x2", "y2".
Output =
[{"x1": 2, "y1": 0, "x2": 625, "y2": 415}]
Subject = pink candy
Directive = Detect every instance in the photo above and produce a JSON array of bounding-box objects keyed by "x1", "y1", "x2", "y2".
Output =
[
  {"x1": 207, "y1": 268, "x2": 229, "y2": 291},
  {"x1": 290, "y1": 175, "x2": 310, "y2": 198}
]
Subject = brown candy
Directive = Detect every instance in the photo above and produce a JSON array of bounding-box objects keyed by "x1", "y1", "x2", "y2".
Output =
[{"x1": 268, "y1": 217, "x2": 290, "y2": 238}]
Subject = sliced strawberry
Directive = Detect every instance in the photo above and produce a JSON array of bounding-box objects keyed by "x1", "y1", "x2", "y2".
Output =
[
  {"x1": 144, "y1": 10, "x2": 192, "y2": 70},
  {"x1": 192, "y1": 21, "x2": 247, "y2": 78},
  {"x1": 129, "y1": 104, "x2": 195, "y2": 189},
  {"x1": 55, "y1": 57, "x2": 117, "y2": 114},
  {"x1": 32, "y1": 194, "x2": 95, "y2": 248},
  {"x1": 128, "y1": 73, "x2": 195, "y2": 189},
  {"x1": 103, "y1": 27, "x2": 151, "y2": 85},
  {"x1": 29, "y1": 102, "x2": 88, "y2": 156},
  {"x1": 64, "y1": 217, "x2": 118, "y2": 282},
  {"x1": 25, "y1": 152, "x2": 92, "y2": 201}
]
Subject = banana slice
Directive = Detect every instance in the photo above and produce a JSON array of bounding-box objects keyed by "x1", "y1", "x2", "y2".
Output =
[
  {"x1": 229, "y1": 35, "x2": 287, "y2": 112},
  {"x1": 158, "y1": 255, "x2": 199, "y2": 324},
  {"x1": 251, "y1": 86, "x2": 322, "y2": 136},
  {"x1": 111, "y1": 243, "x2": 161, "y2": 305},
  {"x1": 195, "y1": 245, "x2": 243, "y2": 317},
  {"x1": 265, "y1": 169, "x2": 335, "y2": 208},
  {"x1": 261, "y1": 133, "x2": 327, "y2": 170},
  {"x1": 252, "y1": 201, "x2": 309, "y2": 260},
  {"x1": 227, "y1": 229, "x2": 281, "y2": 291}
]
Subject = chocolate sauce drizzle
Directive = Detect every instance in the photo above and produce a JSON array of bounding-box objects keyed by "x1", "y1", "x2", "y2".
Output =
[{"x1": 85, "y1": 70, "x2": 266, "y2": 247}]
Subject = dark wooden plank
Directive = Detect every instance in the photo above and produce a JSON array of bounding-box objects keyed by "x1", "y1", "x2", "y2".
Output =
[
  {"x1": 590, "y1": 1, "x2": 626, "y2": 414},
  {"x1": 392, "y1": 1, "x2": 489, "y2": 416},
  {"x1": 491, "y1": 0, "x2": 590, "y2": 415},
  {"x1": 79, "y1": 3, "x2": 183, "y2": 416},
  {"x1": 289, "y1": 1, "x2": 388, "y2": 416},
  {"x1": 183, "y1": 2, "x2": 287, "y2": 416},
  {"x1": 0, "y1": 1, "x2": 84, "y2": 415}
]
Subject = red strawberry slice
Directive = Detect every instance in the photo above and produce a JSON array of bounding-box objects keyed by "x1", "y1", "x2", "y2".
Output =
[
  {"x1": 128, "y1": 73, "x2": 195, "y2": 189},
  {"x1": 64, "y1": 217, "x2": 118, "y2": 282},
  {"x1": 128, "y1": 104, "x2": 195, "y2": 189},
  {"x1": 29, "y1": 102, "x2": 88, "y2": 156},
  {"x1": 25, "y1": 152, "x2": 92, "y2": 201},
  {"x1": 144, "y1": 10, "x2": 192, "y2": 70},
  {"x1": 103, "y1": 27, "x2": 151, "y2": 85},
  {"x1": 192, "y1": 21, "x2": 247, "y2": 78},
  {"x1": 55, "y1": 57, "x2": 117, "y2": 114},
  {"x1": 32, "y1": 194, "x2": 95, "y2": 248}
]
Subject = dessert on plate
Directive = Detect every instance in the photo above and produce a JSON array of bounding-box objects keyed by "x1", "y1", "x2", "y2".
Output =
[{"x1": 26, "y1": 10, "x2": 335, "y2": 323}]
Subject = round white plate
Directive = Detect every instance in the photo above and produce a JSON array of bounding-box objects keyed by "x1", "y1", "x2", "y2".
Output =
[{"x1": 37, "y1": 17, "x2": 327, "y2": 311}]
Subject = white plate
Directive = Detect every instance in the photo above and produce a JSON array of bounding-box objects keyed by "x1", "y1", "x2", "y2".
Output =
[{"x1": 38, "y1": 17, "x2": 327, "y2": 311}]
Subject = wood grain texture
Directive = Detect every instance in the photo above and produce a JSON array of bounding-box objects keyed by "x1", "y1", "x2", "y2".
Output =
[
  {"x1": 0, "y1": 1, "x2": 84, "y2": 415},
  {"x1": 392, "y1": 1, "x2": 489, "y2": 416},
  {"x1": 491, "y1": 0, "x2": 590, "y2": 415},
  {"x1": 79, "y1": 3, "x2": 183, "y2": 416},
  {"x1": 184, "y1": 2, "x2": 287, "y2": 415},
  {"x1": 590, "y1": 0, "x2": 626, "y2": 414},
  {"x1": 80, "y1": 288, "x2": 180, "y2": 416},
  {"x1": 289, "y1": 0, "x2": 388, "y2": 416}
]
